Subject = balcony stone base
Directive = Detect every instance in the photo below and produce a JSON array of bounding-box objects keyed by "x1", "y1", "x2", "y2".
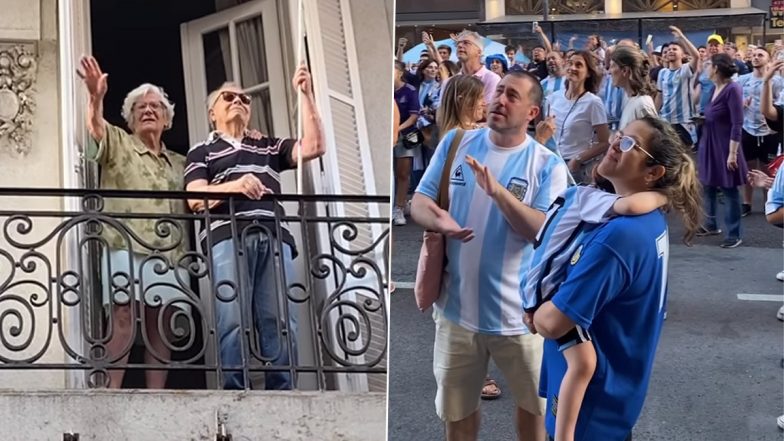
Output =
[{"x1": 0, "y1": 389, "x2": 386, "y2": 440}]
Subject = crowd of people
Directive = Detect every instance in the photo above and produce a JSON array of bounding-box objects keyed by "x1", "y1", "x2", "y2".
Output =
[
  {"x1": 394, "y1": 26, "x2": 784, "y2": 440},
  {"x1": 77, "y1": 55, "x2": 325, "y2": 390}
]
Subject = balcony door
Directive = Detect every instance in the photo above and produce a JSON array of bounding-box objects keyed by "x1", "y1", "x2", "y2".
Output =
[{"x1": 180, "y1": 0, "x2": 291, "y2": 147}]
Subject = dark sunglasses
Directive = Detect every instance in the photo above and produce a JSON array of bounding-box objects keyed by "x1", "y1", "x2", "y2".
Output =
[{"x1": 220, "y1": 91, "x2": 251, "y2": 105}]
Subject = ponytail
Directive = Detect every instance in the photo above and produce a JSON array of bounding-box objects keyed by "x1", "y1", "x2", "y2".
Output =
[
  {"x1": 640, "y1": 116, "x2": 704, "y2": 245},
  {"x1": 664, "y1": 151, "x2": 703, "y2": 245}
]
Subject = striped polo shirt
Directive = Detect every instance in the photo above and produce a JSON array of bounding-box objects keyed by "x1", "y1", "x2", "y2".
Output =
[{"x1": 184, "y1": 131, "x2": 298, "y2": 253}]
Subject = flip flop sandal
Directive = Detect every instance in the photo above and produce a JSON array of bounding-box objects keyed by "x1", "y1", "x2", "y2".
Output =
[{"x1": 481, "y1": 377, "x2": 501, "y2": 400}]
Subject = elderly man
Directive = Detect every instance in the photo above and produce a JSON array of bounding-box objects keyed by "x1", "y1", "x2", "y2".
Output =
[
  {"x1": 452, "y1": 30, "x2": 501, "y2": 106},
  {"x1": 184, "y1": 63, "x2": 325, "y2": 390},
  {"x1": 78, "y1": 55, "x2": 187, "y2": 389}
]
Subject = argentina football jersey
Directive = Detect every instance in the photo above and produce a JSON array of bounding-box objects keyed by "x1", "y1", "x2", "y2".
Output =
[
  {"x1": 738, "y1": 73, "x2": 784, "y2": 136},
  {"x1": 416, "y1": 128, "x2": 568, "y2": 335},
  {"x1": 657, "y1": 64, "x2": 694, "y2": 125}
]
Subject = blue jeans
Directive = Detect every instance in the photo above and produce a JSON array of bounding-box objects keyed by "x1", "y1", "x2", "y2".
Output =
[
  {"x1": 704, "y1": 186, "x2": 741, "y2": 241},
  {"x1": 211, "y1": 232, "x2": 297, "y2": 390}
]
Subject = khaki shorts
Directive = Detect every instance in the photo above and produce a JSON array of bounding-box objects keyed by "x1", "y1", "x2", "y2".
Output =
[{"x1": 432, "y1": 310, "x2": 546, "y2": 422}]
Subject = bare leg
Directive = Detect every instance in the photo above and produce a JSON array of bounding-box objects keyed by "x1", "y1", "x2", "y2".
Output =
[
  {"x1": 105, "y1": 304, "x2": 133, "y2": 388},
  {"x1": 394, "y1": 157, "x2": 412, "y2": 209},
  {"x1": 143, "y1": 305, "x2": 172, "y2": 389},
  {"x1": 516, "y1": 406, "x2": 546, "y2": 441},
  {"x1": 554, "y1": 343, "x2": 596, "y2": 441},
  {"x1": 743, "y1": 159, "x2": 760, "y2": 206},
  {"x1": 445, "y1": 409, "x2": 481, "y2": 441}
]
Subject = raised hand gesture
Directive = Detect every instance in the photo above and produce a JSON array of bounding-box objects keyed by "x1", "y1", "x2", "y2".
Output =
[
  {"x1": 669, "y1": 25, "x2": 685, "y2": 39},
  {"x1": 422, "y1": 31, "x2": 434, "y2": 46},
  {"x1": 535, "y1": 115, "x2": 556, "y2": 144},
  {"x1": 465, "y1": 155, "x2": 501, "y2": 198},
  {"x1": 77, "y1": 55, "x2": 108, "y2": 99},
  {"x1": 764, "y1": 60, "x2": 784, "y2": 82},
  {"x1": 397, "y1": 37, "x2": 408, "y2": 48}
]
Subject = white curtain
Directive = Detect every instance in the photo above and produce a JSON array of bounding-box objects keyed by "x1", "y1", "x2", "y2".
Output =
[{"x1": 215, "y1": 0, "x2": 274, "y2": 135}]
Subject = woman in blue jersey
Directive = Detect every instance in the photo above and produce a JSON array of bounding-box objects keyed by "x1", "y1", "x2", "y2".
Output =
[{"x1": 531, "y1": 116, "x2": 702, "y2": 441}]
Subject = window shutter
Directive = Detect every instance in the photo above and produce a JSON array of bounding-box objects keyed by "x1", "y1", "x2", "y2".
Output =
[{"x1": 303, "y1": 0, "x2": 388, "y2": 393}]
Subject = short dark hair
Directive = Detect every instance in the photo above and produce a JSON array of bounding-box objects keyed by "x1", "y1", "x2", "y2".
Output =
[
  {"x1": 504, "y1": 70, "x2": 544, "y2": 107},
  {"x1": 437, "y1": 44, "x2": 452, "y2": 55},
  {"x1": 533, "y1": 45, "x2": 545, "y2": 52},
  {"x1": 669, "y1": 41, "x2": 685, "y2": 51},
  {"x1": 697, "y1": 45, "x2": 706, "y2": 50},
  {"x1": 661, "y1": 42, "x2": 671, "y2": 51},
  {"x1": 505, "y1": 45, "x2": 516, "y2": 53},
  {"x1": 710, "y1": 53, "x2": 738, "y2": 79}
]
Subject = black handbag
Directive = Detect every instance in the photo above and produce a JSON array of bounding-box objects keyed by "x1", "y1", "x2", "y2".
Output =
[{"x1": 401, "y1": 129, "x2": 424, "y2": 149}]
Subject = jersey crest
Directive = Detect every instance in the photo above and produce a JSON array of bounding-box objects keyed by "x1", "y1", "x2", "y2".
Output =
[
  {"x1": 507, "y1": 177, "x2": 529, "y2": 201},
  {"x1": 570, "y1": 244, "x2": 584, "y2": 265}
]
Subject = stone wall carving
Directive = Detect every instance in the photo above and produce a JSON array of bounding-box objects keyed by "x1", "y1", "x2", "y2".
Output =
[{"x1": 0, "y1": 44, "x2": 36, "y2": 156}]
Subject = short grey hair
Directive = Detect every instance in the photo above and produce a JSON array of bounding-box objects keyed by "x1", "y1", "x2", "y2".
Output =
[
  {"x1": 121, "y1": 83, "x2": 175, "y2": 130},
  {"x1": 206, "y1": 81, "x2": 242, "y2": 111},
  {"x1": 206, "y1": 82, "x2": 243, "y2": 129}
]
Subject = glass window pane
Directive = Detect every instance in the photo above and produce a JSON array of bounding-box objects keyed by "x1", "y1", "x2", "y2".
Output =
[
  {"x1": 236, "y1": 16, "x2": 270, "y2": 88},
  {"x1": 202, "y1": 27, "x2": 233, "y2": 93},
  {"x1": 249, "y1": 88, "x2": 273, "y2": 137}
]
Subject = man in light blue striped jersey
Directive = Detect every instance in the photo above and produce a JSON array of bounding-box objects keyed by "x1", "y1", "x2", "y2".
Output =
[
  {"x1": 411, "y1": 70, "x2": 569, "y2": 441},
  {"x1": 655, "y1": 26, "x2": 700, "y2": 150}
]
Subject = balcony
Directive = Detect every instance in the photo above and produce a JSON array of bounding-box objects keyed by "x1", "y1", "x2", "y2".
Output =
[{"x1": 0, "y1": 187, "x2": 388, "y2": 437}]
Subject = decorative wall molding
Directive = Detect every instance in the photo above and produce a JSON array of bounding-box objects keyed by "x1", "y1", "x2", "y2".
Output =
[{"x1": 0, "y1": 44, "x2": 37, "y2": 156}]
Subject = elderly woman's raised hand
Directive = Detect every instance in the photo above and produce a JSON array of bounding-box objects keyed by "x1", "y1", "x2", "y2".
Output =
[
  {"x1": 292, "y1": 62, "x2": 313, "y2": 96},
  {"x1": 77, "y1": 56, "x2": 108, "y2": 99}
]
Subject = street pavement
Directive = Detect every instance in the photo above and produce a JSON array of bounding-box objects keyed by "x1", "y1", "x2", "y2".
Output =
[{"x1": 388, "y1": 191, "x2": 784, "y2": 441}]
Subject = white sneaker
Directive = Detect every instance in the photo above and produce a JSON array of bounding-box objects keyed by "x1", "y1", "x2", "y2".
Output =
[
  {"x1": 777, "y1": 414, "x2": 784, "y2": 430},
  {"x1": 777, "y1": 305, "x2": 784, "y2": 322},
  {"x1": 777, "y1": 271, "x2": 784, "y2": 282},
  {"x1": 392, "y1": 208, "x2": 407, "y2": 226}
]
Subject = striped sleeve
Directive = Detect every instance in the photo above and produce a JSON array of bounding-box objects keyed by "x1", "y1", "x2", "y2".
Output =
[
  {"x1": 184, "y1": 143, "x2": 209, "y2": 186},
  {"x1": 532, "y1": 154, "x2": 569, "y2": 212}
]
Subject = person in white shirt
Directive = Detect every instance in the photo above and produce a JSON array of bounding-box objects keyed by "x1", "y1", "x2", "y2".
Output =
[
  {"x1": 610, "y1": 46, "x2": 658, "y2": 130},
  {"x1": 541, "y1": 50, "x2": 610, "y2": 184}
]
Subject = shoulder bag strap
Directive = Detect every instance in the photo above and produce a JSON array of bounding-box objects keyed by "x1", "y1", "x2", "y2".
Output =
[{"x1": 436, "y1": 129, "x2": 465, "y2": 210}]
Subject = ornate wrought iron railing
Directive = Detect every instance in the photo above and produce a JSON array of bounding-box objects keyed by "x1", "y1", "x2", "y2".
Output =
[{"x1": 0, "y1": 188, "x2": 389, "y2": 391}]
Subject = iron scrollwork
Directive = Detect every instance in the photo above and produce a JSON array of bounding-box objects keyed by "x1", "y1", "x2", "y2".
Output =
[{"x1": 0, "y1": 188, "x2": 389, "y2": 391}]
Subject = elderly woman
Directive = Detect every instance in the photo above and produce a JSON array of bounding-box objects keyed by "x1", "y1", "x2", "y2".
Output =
[{"x1": 78, "y1": 55, "x2": 187, "y2": 389}]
